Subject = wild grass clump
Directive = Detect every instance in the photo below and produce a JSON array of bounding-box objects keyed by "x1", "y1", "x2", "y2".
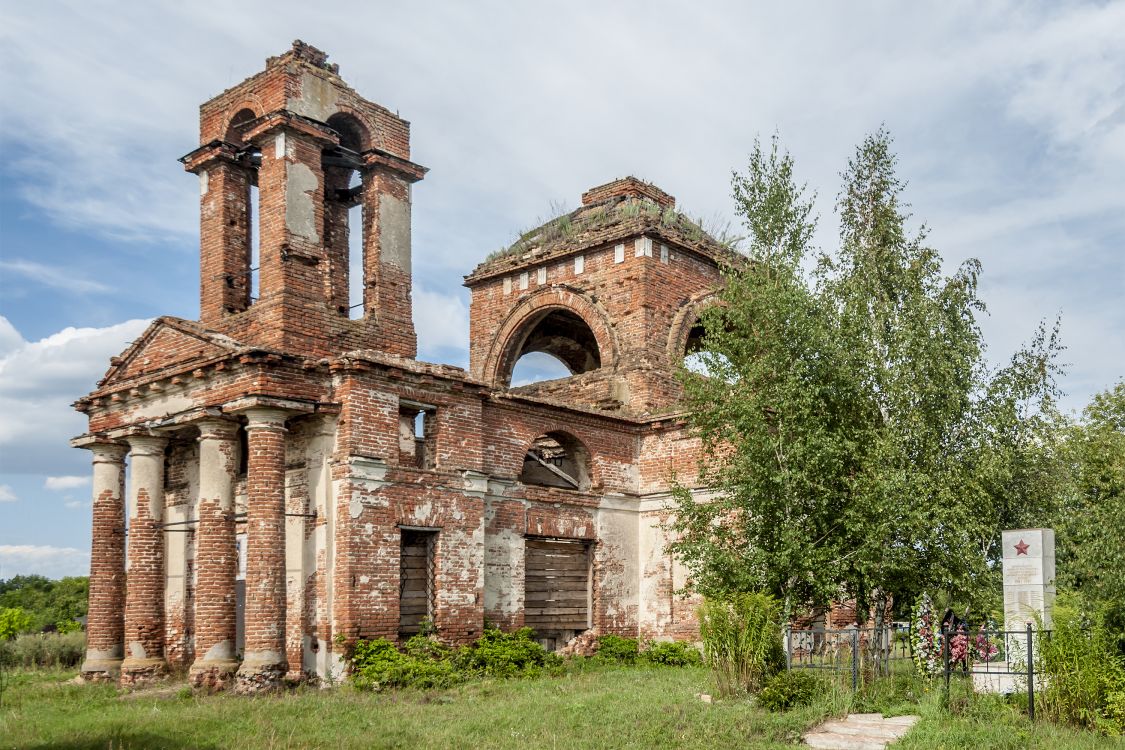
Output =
[
  {"x1": 0, "y1": 631, "x2": 85, "y2": 669},
  {"x1": 698, "y1": 592, "x2": 785, "y2": 696},
  {"x1": 1037, "y1": 593, "x2": 1125, "y2": 735}
]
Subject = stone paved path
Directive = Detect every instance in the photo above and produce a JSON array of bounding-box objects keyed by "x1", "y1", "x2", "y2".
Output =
[{"x1": 803, "y1": 713, "x2": 920, "y2": 749}]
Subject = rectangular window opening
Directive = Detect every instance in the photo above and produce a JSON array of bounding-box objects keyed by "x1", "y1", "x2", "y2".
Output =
[
  {"x1": 398, "y1": 401, "x2": 437, "y2": 470},
  {"x1": 249, "y1": 184, "x2": 260, "y2": 304},
  {"x1": 348, "y1": 199, "x2": 364, "y2": 319},
  {"x1": 399, "y1": 529, "x2": 437, "y2": 640}
]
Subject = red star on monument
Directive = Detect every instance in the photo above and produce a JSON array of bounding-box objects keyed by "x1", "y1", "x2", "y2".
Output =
[{"x1": 1015, "y1": 539, "x2": 1030, "y2": 556}]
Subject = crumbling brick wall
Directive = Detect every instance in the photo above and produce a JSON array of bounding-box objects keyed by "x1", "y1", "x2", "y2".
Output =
[{"x1": 76, "y1": 43, "x2": 730, "y2": 691}]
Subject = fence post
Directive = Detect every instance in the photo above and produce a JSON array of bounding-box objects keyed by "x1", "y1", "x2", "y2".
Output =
[
  {"x1": 881, "y1": 626, "x2": 889, "y2": 677},
  {"x1": 785, "y1": 625, "x2": 792, "y2": 672},
  {"x1": 1026, "y1": 623, "x2": 1035, "y2": 721},
  {"x1": 942, "y1": 623, "x2": 951, "y2": 696},
  {"x1": 851, "y1": 627, "x2": 859, "y2": 691}
]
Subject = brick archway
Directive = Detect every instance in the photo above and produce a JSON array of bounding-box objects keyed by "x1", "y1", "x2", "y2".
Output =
[
  {"x1": 512, "y1": 423, "x2": 602, "y2": 491},
  {"x1": 483, "y1": 286, "x2": 619, "y2": 387},
  {"x1": 667, "y1": 291, "x2": 721, "y2": 364}
]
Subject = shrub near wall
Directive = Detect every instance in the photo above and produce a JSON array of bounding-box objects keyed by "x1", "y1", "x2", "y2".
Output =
[{"x1": 349, "y1": 628, "x2": 562, "y2": 691}]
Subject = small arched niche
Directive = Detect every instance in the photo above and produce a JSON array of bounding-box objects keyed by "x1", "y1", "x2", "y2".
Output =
[
  {"x1": 519, "y1": 432, "x2": 591, "y2": 492},
  {"x1": 505, "y1": 308, "x2": 601, "y2": 386}
]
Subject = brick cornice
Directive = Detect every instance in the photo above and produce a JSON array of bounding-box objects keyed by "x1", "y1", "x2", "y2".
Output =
[
  {"x1": 241, "y1": 110, "x2": 339, "y2": 147},
  {"x1": 362, "y1": 148, "x2": 427, "y2": 183},
  {"x1": 179, "y1": 140, "x2": 252, "y2": 174}
]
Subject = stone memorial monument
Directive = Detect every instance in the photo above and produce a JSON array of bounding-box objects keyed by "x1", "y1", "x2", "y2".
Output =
[
  {"x1": 973, "y1": 528, "x2": 1055, "y2": 693},
  {"x1": 1002, "y1": 528, "x2": 1055, "y2": 631}
]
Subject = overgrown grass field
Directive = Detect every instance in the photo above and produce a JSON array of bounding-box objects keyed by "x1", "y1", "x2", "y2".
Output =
[{"x1": 1, "y1": 666, "x2": 1118, "y2": 750}]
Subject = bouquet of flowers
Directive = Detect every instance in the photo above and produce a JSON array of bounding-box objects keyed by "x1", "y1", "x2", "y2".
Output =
[
  {"x1": 970, "y1": 619, "x2": 999, "y2": 662},
  {"x1": 912, "y1": 593, "x2": 941, "y2": 678}
]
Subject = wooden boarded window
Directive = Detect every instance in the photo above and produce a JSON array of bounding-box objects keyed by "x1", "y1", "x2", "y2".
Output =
[
  {"x1": 524, "y1": 538, "x2": 591, "y2": 646},
  {"x1": 399, "y1": 529, "x2": 436, "y2": 638}
]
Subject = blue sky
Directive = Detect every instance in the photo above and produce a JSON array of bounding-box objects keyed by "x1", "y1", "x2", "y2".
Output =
[{"x1": 1, "y1": 1, "x2": 1122, "y2": 578}]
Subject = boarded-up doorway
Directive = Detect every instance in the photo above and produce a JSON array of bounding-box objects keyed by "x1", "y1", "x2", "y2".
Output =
[
  {"x1": 400, "y1": 529, "x2": 436, "y2": 639},
  {"x1": 524, "y1": 538, "x2": 591, "y2": 649}
]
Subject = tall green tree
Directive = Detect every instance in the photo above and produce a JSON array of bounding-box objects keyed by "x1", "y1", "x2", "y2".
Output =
[
  {"x1": 1055, "y1": 382, "x2": 1125, "y2": 605},
  {"x1": 671, "y1": 130, "x2": 1064, "y2": 623},
  {"x1": 0, "y1": 575, "x2": 89, "y2": 632},
  {"x1": 670, "y1": 135, "x2": 866, "y2": 618},
  {"x1": 817, "y1": 128, "x2": 995, "y2": 620}
]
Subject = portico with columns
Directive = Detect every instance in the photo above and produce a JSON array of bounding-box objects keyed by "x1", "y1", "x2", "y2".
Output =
[{"x1": 74, "y1": 398, "x2": 339, "y2": 690}]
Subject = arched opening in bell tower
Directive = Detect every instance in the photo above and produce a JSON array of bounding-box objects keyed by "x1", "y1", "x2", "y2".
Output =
[
  {"x1": 323, "y1": 112, "x2": 370, "y2": 319},
  {"x1": 224, "y1": 108, "x2": 260, "y2": 310},
  {"x1": 504, "y1": 308, "x2": 602, "y2": 387}
]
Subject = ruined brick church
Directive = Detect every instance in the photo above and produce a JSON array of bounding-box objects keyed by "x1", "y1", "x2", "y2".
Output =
[{"x1": 73, "y1": 42, "x2": 733, "y2": 692}]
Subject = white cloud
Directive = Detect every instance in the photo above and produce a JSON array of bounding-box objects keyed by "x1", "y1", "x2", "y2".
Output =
[
  {"x1": 64, "y1": 499, "x2": 86, "y2": 510},
  {"x1": 45, "y1": 476, "x2": 90, "y2": 491},
  {"x1": 0, "y1": 544, "x2": 89, "y2": 579},
  {"x1": 413, "y1": 287, "x2": 470, "y2": 361},
  {"x1": 0, "y1": 1, "x2": 1120, "y2": 416},
  {"x1": 0, "y1": 485, "x2": 16, "y2": 502},
  {"x1": 0, "y1": 259, "x2": 113, "y2": 295},
  {"x1": 0, "y1": 318, "x2": 22, "y2": 357},
  {"x1": 0, "y1": 316, "x2": 152, "y2": 474}
]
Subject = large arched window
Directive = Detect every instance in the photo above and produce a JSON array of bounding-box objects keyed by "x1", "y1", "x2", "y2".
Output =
[
  {"x1": 519, "y1": 431, "x2": 591, "y2": 491},
  {"x1": 504, "y1": 308, "x2": 601, "y2": 387}
]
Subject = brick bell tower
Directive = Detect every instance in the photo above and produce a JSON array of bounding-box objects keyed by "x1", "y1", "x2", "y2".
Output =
[{"x1": 180, "y1": 41, "x2": 426, "y2": 358}]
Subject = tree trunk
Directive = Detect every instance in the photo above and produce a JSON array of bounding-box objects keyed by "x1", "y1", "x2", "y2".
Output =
[{"x1": 872, "y1": 588, "x2": 888, "y2": 676}]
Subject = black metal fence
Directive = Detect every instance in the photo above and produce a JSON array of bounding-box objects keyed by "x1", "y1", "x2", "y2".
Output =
[
  {"x1": 940, "y1": 622, "x2": 1045, "y2": 721},
  {"x1": 784, "y1": 625, "x2": 911, "y2": 690},
  {"x1": 784, "y1": 622, "x2": 1048, "y2": 720}
]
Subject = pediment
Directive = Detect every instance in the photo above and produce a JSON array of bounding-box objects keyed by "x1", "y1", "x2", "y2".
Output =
[{"x1": 99, "y1": 317, "x2": 242, "y2": 388}]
